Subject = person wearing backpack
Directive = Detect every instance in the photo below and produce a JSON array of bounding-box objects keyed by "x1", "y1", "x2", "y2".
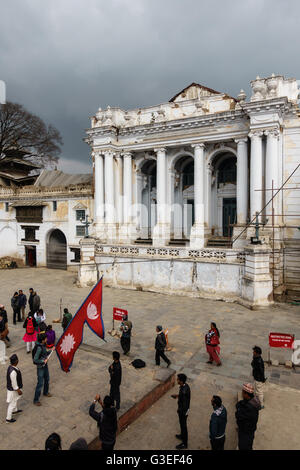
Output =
[
  {"x1": 22, "y1": 312, "x2": 38, "y2": 353},
  {"x1": 33, "y1": 333, "x2": 54, "y2": 406},
  {"x1": 155, "y1": 325, "x2": 171, "y2": 367}
]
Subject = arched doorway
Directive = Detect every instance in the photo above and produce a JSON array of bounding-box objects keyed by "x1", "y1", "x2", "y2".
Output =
[
  {"x1": 46, "y1": 229, "x2": 67, "y2": 270},
  {"x1": 211, "y1": 153, "x2": 237, "y2": 238},
  {"x1": 140, "y1": 160, "x2": 157, "y2": 239}
]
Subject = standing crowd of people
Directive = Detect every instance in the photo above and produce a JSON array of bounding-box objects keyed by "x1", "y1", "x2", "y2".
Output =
[{"x1": 1, "y1": 288, "x2": 267, "y2": 451}]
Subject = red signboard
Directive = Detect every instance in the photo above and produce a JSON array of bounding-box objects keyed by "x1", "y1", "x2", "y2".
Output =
[
  {"x1": 113, "y1": 308, "x2": 128, "y2": 321},
  {"x1": 269, "y1": 332, "x2": 294, "y2": 349}
]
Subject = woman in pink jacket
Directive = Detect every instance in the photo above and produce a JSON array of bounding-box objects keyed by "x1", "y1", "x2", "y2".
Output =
[{"x1": 205, "y1": 322, "x2": 222, "y2": 366}]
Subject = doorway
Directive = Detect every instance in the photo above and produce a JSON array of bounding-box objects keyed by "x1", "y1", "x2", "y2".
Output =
[
  {"x1": 46, "y1": 229, "x2": 67, "y2": 270},
  {"x1": 25, "y1": 246, "x2": 37, "y2": 267},
  {"x1": 222, "y1": 198, "x2": 236, "y2": 237}
]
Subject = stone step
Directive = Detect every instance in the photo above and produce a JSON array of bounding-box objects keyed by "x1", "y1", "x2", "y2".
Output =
[
  {"x1": 134, "y1": 238, "x2": 152, "y2": 245},
  {"x1": 168, "y1": 239, "x2": 188, "y2": 246},
  {"x1": 207, "y1": 237, "x2": 232, "y2": 248}
]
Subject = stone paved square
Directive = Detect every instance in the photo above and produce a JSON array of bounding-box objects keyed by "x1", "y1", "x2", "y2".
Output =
[{"x1": 0, "y1": 267, "x2": 299, "y2": 450}]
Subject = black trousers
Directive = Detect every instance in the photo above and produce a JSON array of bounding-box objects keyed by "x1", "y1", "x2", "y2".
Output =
[
  {"x1": 155, "y1": 349, "x2": 170, "y2": 366},
  {"x1": 110, "y1": 384, "x2": 120, "y2": 410},
  {"x1": 13, "y1": 308, "x2": 21, "y2": 324},
  {"x1": 102, "y1": 441, "x2": 115, "y2": 451},
  {"x1": 178, "y1": 411, "x2": 188, "y2": 446},
  {"x1": 238, "y1": 431, "x2": 255, "y2": 450},
  {"x1": 120, "y1": 336, "x2": 130, "y2": 354},
  {"x1": 210, "y1": 436, "x2": 225, "y2": 450}
]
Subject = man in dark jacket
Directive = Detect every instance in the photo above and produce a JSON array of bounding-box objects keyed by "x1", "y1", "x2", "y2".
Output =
[
  {"x1": 18, "y1": 290, "x2": 27, "y2": 321},
  {"x1": 11, "y1": 292, "x2": 21, "y2": 324},
  {"x1": 109, "y1": 351, "x2": 122, "y2": 410},
  {"x1": 171, "y1": 373, "x2": 190, "y2": 449},
  {"x1": 251, "y1": 346, "x2": 266, "y2": 409},
  {"x1": 33, "y1": 333, "x2": 54, "y2": 406},
  {"x1": 28, "y1": 288, "x2": 34, "y2": 312},
  {"x1": 89, "y1": 394, "x2": 118, "y2": 450},
  {"x1": 236, "y1": 383, "x2": 260, "y2": 450},
  {"x1": 155, "y1": 325, "x2": 171, "y2": 367},
  {"x1": 209, "y1": 395, "x2": 227, "y2": 450}
]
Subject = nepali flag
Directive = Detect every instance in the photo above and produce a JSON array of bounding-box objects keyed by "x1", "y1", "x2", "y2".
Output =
[{"x1": 55, "y1": 277, "x2": 105, "y2": 372}]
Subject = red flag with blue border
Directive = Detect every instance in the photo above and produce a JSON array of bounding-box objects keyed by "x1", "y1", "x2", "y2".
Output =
[{"x1": 55, "y1": 277, "x2": 105, "y2": 372}]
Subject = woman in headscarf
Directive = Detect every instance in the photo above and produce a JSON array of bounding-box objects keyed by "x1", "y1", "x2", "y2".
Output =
[{"x1": 205, "y1": 322, "x2": 222, "y2": 366}]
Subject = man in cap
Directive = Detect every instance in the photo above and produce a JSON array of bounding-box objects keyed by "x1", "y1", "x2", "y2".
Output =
[
  {"x1": 235, "y1": 383, "x2": 261, "y2": 450},
  {"x1": 6, "y1": 354, "x2": 23, "y2": 423},
  {"x1": 120, "y1": 313, "x2": 132, "y2": 355},
  {"x1": 155, "y1": 325, "x2": 171, "y2": 367},
  {"x1": 251, "y1": 346, "x2": 266, "y2": 409}
]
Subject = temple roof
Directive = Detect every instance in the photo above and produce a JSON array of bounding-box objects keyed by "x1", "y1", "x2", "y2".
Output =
[{"x1": 34, "y1": 169, "x2": 92, "y2": 188}]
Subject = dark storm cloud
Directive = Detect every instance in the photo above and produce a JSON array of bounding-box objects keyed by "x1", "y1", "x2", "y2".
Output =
[{"x1": 0, "y1": 0, "x2": 299, "y2": 172}]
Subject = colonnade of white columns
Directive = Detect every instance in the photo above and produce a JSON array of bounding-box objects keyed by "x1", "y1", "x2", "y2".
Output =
[
  {"x1": 93, "y1": 128, "x2": 279, "y2": 246},
  {"x1": 249, "y1": 127, "x2": 279, "y2": 221},
  {"x1": 94, "y1": 150, "x2": 134, "y2": 243}
]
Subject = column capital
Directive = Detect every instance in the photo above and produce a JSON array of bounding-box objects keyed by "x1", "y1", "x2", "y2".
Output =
[
  {"x1": 234, "y1": 137, "x2": 248, "y2": 144},
  {"x1": 264, "y1": 128, "x2": 280, "y2": 138},
  {"x1": 104, "y1": 149, "x2": 116, "y2": 158},
  {"x1": 122, "y1": 151, "x2": 133, "y2": 159},
  {"x1": 191, "y1": 143, "x2": 205, "y2": 149},
  {"x1": 248, "y1": 130, "x2": 264, "y2": 139},
  {"x1": 154, "y1": 147, "x2": 166, "y2": 154}
]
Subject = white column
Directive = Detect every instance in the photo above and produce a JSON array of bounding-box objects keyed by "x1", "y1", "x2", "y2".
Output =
[
  {"x1": 115, "y1": 153, "x2": 123, "y2": 227},
  {"x1": 93, "y1": 151, "x2": 106, "y2": 239},
  {"x1": 235, "y1": 138, "x2": 248, "y2": 224},
  {"x1": 265, "y1": 128, "x2": 279, "y2": 220},
  {"x1": 204, "y1": 161, "x2": 212, "y2": 236},
  {"x1": 190, "y1": 143, "x2": 205, "y2": 248},
  {"x1": 249, "y1": 130, "x2": 263, "y2": 218},
  {"x1": 152, "y1": 147, "x2": 170, "y2": 246},
  {"x1": 104, "y1": 150, "x2": 117, "y2": 241},
  {"x1": 120, "y1": 152, "x2": 136, "y2": 243}
]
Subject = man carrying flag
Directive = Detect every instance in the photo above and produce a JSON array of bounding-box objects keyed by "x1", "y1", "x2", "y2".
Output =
[{"x1": 56, "y1": 278, "x2": 105, "y2": 373}]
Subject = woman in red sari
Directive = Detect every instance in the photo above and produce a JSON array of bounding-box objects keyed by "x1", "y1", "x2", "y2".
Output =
[{"x1": 205, "y1": 322, "x2": 222, "y2": 366}]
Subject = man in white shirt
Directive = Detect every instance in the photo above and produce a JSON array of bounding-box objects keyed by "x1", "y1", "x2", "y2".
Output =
[{"x1": 6, "y1": 354, "x2": 23, "y2": 423}]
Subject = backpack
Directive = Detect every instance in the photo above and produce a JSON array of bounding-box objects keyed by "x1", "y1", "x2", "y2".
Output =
[
  {"x1": 26, "y1": 317, "x2": 35, "y2": 335},
  {"x1": 32, "y1": 344, "x2": 42, "y2": 365},
  {"x1": 131, "y1": 359, "x2": 146, "y2": 368}
]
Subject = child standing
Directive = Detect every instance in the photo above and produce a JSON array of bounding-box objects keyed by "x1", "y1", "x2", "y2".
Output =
[{"x1": 22, "y1": 312, "x2": 38, "y2": 353}]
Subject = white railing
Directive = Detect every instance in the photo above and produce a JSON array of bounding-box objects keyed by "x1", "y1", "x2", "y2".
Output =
[{"x1": 94, "y1": 242, "x2": 245, "y2": 264}]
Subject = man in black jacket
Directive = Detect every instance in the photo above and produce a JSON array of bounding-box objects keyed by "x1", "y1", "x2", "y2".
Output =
[
  {"x1": 155, "y1": 325, "x2": 171, "y2": 367},
  {"x1": 89, "y1": 394, "x2": 118, "y2": 450},
  {"x1": 251, "y1": 346, "x2": 266, "y2": 409},
  {"x1": 171, "y1": 373, "x2": 191, "y2": 449},
  {"x1": 236, "y1": 383, "x2": 261, "y2": 450},
  {"x1": 109, "y1": 351, "x2": 122, "y2": 410}
]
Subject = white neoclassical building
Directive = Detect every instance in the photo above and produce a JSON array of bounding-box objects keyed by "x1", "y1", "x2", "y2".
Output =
[{"x1": 80, "y1": 74, "x2": 300, "y2": 307}]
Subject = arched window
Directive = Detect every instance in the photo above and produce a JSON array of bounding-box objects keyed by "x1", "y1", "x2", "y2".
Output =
[
  {"x1": 182, "y1": 161, "x2": 194, "y2": 188},
  {"x1": 218, "y1": 158, "x2": 236, "y2": 185}
]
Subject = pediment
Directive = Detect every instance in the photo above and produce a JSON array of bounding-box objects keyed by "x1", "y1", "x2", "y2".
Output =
[
  {"x1": 169, "y1": 83, "x2": 221, "y2": 103},
  {"x1": 73, "y1": 202, "x2": 87, "y2": 210}
]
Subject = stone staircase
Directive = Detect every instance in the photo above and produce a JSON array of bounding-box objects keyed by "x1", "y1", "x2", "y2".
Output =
[
  {"x1": 168, "y1": 239, "x2": 188, "y2": 246},
  {"x1": 207, "y1": 237, "x2": 232, "y2": 248},
  {"x1": 134, "y1": 238, "x2": 152, "y2": 245}
]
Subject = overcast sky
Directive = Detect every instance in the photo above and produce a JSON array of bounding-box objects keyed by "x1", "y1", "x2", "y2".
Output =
[{"x1": 1, "y1": 0, "x2": 299, "y2": 173}]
